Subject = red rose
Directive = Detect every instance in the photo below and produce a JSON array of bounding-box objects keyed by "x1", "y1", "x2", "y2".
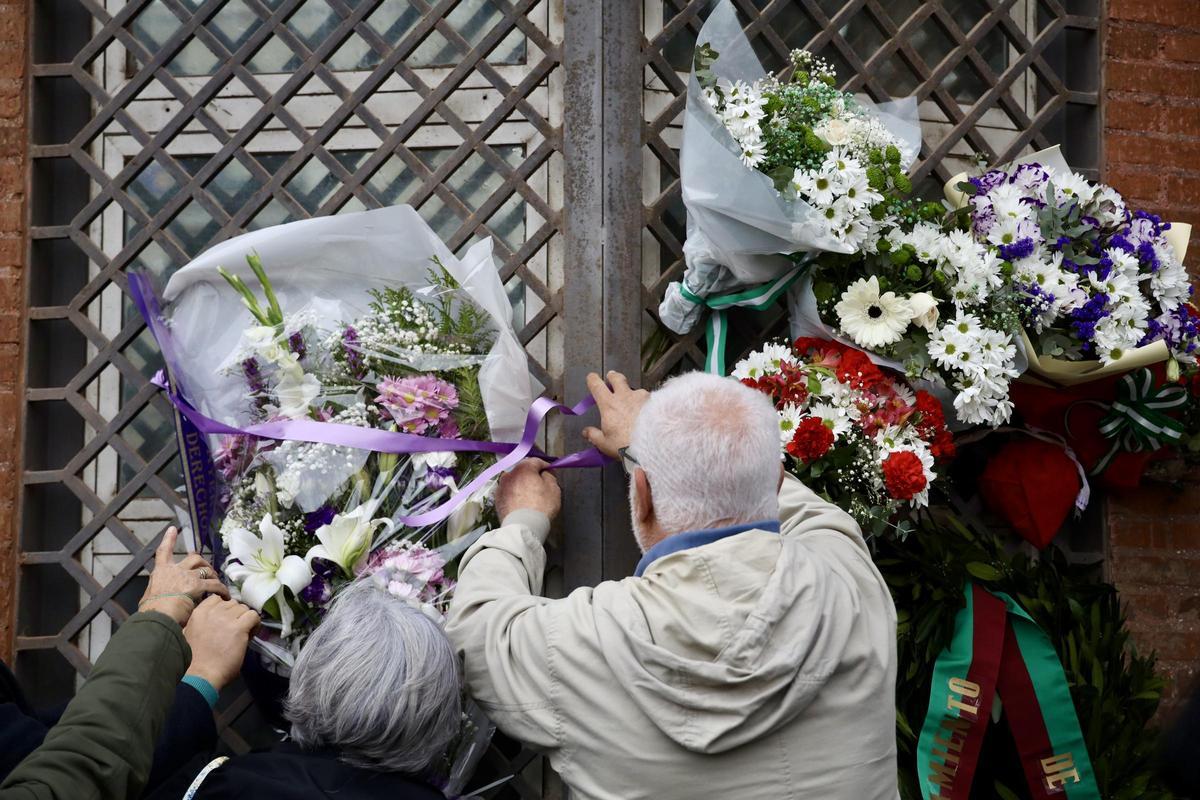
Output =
[
  {"x1": 881, "y1": 450, "x2": 928, "y2": 501},
  {"x1": 787, "y1": 416, "x2": 835, "y2": 463}
]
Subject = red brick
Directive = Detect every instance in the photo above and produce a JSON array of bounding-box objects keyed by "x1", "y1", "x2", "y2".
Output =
[
  {"x1": 1112, "y1": 551, "x2": 1200, "y2": 587},
  {"x1": 0, "y1": 237, "x2": 21, "y2": 268},
  {"x1": 1105, "y1": 167, "x2": 1163, "y2": 202},
  {"x1": 1105, "y1": 98, "x2": 1161, "y2": 132},
  {"x1": 1158, "y1": 103, "x2": 1200, "y2": 136},
  {"x1": 1165, "y1": 32, "x2": 1200, "y2": 63},
  {"x1": 1108, "y1": 133, "x2": 1200, "y2": 169},
  {"x1": 1167, "y1": 174, "x2": 1200, "y2": 205},
  {"x1": 1109, "y1": 0, "x2": 1200, "y2": 28},
  {"x1": 1108, "y1": 60, "x2": 1200, "y2": 98},
  {"x1": 1108, "y1": 26, "x2": 1162, "y2": 61}
]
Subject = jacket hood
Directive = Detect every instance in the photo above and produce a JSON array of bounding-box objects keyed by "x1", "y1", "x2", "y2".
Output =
[{"x1": 590, "y1": 529, "x2": 880, "y2": 754}]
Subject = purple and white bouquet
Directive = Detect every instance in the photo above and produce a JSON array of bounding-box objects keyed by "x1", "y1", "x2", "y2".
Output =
[
  {"x1": 214, "y1": 261, "x2": 496, "y2": 652},
  {"x1": 139, "y1": 206, "x2": 534, "y2": 666},
  {"x1": 954, "y1": 156, "x2": 1195, "y2": 382}
]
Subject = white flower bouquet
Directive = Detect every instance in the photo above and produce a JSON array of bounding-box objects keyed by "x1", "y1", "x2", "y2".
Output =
[
  {"x1": 789, "y1": 203, "x2": 1024, "y2": 428},
  {"x1": 133, "y1": 205, "x2": 534, "y2": 665},
  {"x1": 658, "y1": 0, "x2": 921, "y2": 338}
]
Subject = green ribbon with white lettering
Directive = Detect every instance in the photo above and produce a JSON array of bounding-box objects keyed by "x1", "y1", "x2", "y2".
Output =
[
  {"x1": 1086, "y1": 368, "x2": 1186, "y2": 474},
  {"x1": 681, "y1": 265, "x2": 806, "y2": 375}
]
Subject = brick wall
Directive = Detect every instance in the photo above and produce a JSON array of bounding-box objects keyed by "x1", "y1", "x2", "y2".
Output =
[
  {"x1": 0, "y1": 0, "x2": 24, "y2": 665},
  {"x1": 1105, "y1": 0, "x2": 1200, "y2": 707}
]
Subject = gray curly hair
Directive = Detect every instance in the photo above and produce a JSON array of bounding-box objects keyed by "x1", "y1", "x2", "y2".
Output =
[{"x1": 285, "y1": 577, "x2": 462, "y2": 773}]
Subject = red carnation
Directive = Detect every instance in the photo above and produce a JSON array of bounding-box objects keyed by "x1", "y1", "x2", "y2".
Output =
[
  {"x1": 836, "y1": 349, "x2": 887, "y2": 391},
  {"x1": 931, "y1": 430, "x2": 956, "y2": 461},
  {"x1": 881, "y1": 450, "x2": 928, "y2": 501},
  {"x1": 787, "y1": 416, "x2": 835, "y2": 463},
  {"x1": 914, "y1": 390, "x2": 945, "y2": 427}
]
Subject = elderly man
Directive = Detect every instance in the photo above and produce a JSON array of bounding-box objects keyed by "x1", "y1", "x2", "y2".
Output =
[{"x1": 445, "y1": 371, "x2": 898, "y2": 799}]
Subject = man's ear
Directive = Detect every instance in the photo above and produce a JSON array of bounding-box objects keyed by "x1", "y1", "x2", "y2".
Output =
[
  {"x1": 778, "y1": 461, "x2": 786, "y2": 492},
  {"x1": 634, "y1": 468, "x2": 654, "y2": 525}
]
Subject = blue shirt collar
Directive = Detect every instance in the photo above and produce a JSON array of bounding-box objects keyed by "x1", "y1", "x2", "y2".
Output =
[{"x1": 634, "y1": 519, "x2": 781, "y2": 577}]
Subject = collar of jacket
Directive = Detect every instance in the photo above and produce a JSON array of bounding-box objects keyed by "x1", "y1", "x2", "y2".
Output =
[{"x1": 634, "y1": 519, "x2": 781, "y2": 577}]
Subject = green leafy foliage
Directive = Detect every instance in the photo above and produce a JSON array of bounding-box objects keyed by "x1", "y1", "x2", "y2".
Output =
[{"x1": 878, "y1": 512, "x2": 1173, "y2": 800}]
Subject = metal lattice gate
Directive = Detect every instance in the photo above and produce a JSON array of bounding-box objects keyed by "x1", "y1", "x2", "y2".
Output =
[{"x1": 19, "y1": 0, "x2": 1098, "y2": 796}]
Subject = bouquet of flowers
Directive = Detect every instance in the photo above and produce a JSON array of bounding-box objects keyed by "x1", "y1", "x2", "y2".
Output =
[
  {"x1": 950, "y1": 148, "x2": 1196, "y2": 384},
  {"x1": 791, "y1": 205, "x2": 1023, "y2": 427},
  {"x1": 214, "y1": 260, "x2": 495, "y2": 649},
  {"x1": 733, "y1": 337, "x2": 954, "y2": 535},
  {"x1": 135, "y1": 205, "x2": 534, "y2": 665},
  {"x1": 658, "y1": 0, "x2": 921, "y2": 338}
]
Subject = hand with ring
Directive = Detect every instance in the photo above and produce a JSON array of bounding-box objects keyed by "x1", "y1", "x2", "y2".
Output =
[{"x1": 139, "y1": 527, "x2": 230, "y2": 626}]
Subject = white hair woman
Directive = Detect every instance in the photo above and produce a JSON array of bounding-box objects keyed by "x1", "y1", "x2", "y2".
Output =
[{"x1": 147, "y1": 577, "x2": 462, "y2": 800}]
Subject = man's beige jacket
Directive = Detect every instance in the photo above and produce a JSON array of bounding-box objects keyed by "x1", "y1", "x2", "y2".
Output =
[{"x1": 445, "y1": 475, "x2": 898, "y2": 799}]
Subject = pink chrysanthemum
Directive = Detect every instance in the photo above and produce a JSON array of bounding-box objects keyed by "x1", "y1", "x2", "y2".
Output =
[{"x1": 375, "y1": 375, "x2": 459, "y2": 435}]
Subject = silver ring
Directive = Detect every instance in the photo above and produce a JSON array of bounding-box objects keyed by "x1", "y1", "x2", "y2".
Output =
[{"x1": 197, "y1": 567, "x2": 213, "y2": 580}]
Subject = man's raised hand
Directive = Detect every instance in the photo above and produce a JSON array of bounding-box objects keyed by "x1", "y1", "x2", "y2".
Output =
[{"x1": 582, "y1": 371, "x2": 650, "y2": 459}]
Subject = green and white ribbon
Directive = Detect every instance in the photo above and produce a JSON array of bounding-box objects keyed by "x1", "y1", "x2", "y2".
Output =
[
  {"x1": 1083, "y1": 368, "x2": 1187, "y2": 474},
  {"x1": 682, "y1": 265, "x2": 807, "y2": 375}
]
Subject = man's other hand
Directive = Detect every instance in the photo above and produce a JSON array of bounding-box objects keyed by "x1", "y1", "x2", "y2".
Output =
[
  {"x1": 497, "y1": 458, "x2": 562, "y2": 521},
  {"x1": 184, "y1": 596, "x2": 261, "y2": 692},
  {"x1": 582, "y1": 371, "x2": 650, "y2": 459}
]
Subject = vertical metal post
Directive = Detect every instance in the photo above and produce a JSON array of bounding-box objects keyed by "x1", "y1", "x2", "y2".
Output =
[
  {"x1": 560, "y1": 0, "x2": 605, "y2": 590},
  {"x1": 600, "y1": 0, "x2": 645, "y2": 579}
]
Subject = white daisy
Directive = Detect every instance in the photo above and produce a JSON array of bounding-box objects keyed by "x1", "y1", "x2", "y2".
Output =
[
  {"x1": 834, "y1": 276, "x2": 914, "y2": 349},
  {"x1": 807, "y1": 401, "x2": 854, "y2": 436},
  {"x1": 777, "y1": 404, "x2": 807, "y2": 446}
]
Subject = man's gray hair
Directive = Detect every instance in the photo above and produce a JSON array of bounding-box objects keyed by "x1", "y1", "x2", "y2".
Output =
[
  {"x1": 285, "y1": 578, "x2": 462, "y2": 774},
  {"x1": 631, "y1": 371, "x2": 780, "y2": 534}
]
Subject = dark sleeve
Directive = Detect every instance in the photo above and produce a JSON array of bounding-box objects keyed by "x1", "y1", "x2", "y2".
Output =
[
  {"x1": 144, "y1": 684, "x2": 218, "y2": 793},
  {"x1": 0, "y1": 611, "x2": 191, "y2": 800},
  {"x1": 0, "y1": 705, "x2": 48, "y2": 784},
  {"x1": 140, "y1": 752, "x2": 217, "y2": 800}
]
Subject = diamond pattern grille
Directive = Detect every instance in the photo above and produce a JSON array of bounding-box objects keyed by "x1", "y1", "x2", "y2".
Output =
[
  {"x1": 639, "y1": 0, "x2": 1100, "y2": 383},
  {"x1": 25, "y1": 0, "x2": 566, "y2": 794}
]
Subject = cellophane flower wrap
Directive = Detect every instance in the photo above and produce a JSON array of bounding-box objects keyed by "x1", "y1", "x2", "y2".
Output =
[
  {"x1": 658, "y1": 0, "x2": 921, "y2": 336},
  {"x1": 146, "y1": 206, "x2": 534, "y2": 667},
  {"x1": 953, "y1": 158, "x2": 1196, "y2": 378},
  {"x1": 734, "y1": 337, "x2": 954, "y2": 536}
]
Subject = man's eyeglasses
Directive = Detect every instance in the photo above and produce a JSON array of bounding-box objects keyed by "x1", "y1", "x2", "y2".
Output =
[{"x1": 618, "y1": 446, "x2": 640, "y2": 477}]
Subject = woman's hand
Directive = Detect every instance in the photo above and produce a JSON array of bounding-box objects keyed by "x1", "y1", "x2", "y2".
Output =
[
  {"x1": 139, "y1": 527, "x2": 230, "y2": 626},
  {"x1": 184, "y1": 596, "x2": 260, "y2": 692}
]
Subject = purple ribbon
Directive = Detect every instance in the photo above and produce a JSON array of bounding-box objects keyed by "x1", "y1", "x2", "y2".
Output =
[{"x1": 128, "y1": 271, "x2": 611, "y2": 532}]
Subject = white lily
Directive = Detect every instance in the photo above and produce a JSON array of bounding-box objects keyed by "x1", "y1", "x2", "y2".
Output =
[
  {"x1": 306, "y1": 504, "x2": 389, "y2": 575},
  {"x1": 446, "y1": 478, "x2": 497, "y2": 542},
  {"x1": 272, "y1": 370, "x2": 321, "y2": 419},
  {"x1": 224, "y1": 515, "x2": 313, "y2": 637}
]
